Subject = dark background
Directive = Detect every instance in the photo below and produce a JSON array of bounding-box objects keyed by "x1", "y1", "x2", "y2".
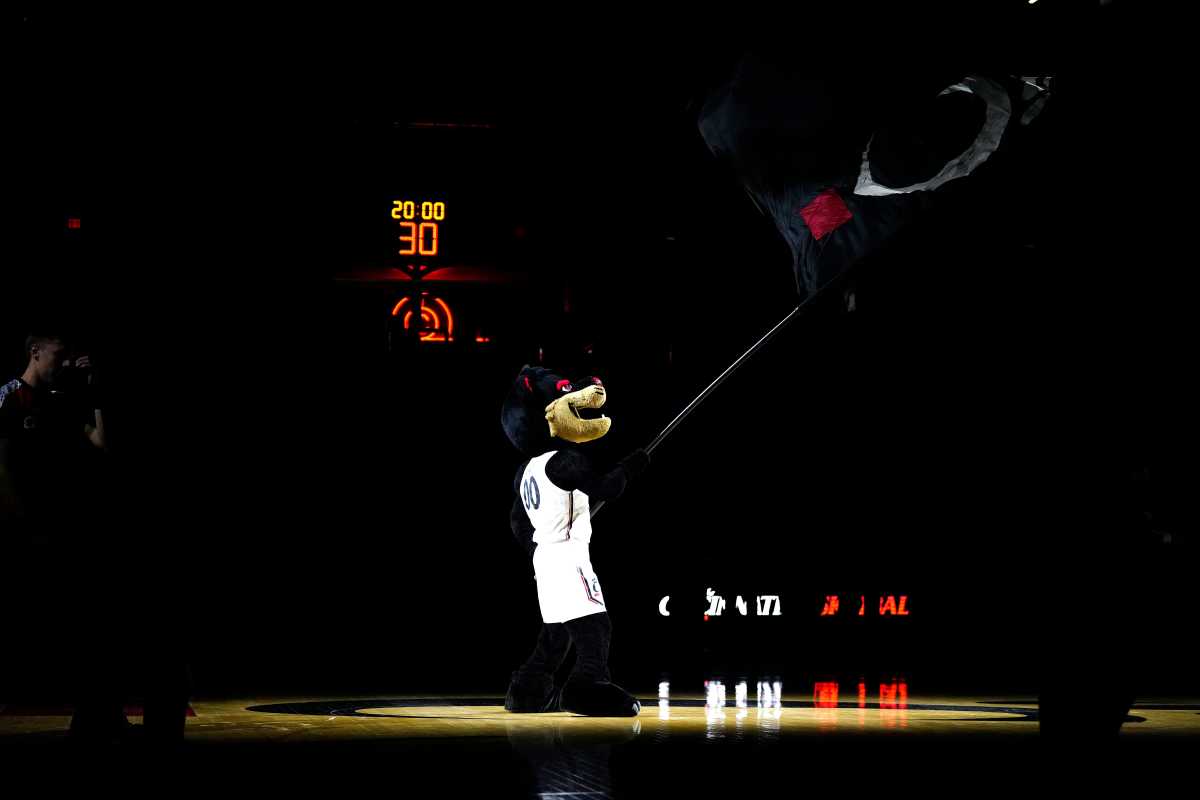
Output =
[{"x1": 7, "y1": 4, "x2": 1194, "y2": 703}]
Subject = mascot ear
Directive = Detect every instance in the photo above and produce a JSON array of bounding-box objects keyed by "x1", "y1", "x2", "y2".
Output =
[
  {"x1": 518, "y1": 364, "x2": 538, "y2": 394},
  {"x1": 503, "y1": 364, "x2": 546, "y2": 456}
]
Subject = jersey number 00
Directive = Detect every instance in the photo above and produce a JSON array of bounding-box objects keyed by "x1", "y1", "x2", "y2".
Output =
[{"x1": 521, "y1": 476, "x2": 541, "y2": 511}]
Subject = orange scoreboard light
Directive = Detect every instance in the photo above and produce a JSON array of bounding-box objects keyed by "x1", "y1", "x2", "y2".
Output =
[{"x1": 392, "y1": 199, "x2": 445, "y2": 257}]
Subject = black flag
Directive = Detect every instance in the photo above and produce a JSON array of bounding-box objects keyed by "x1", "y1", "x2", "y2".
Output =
[{"x1": 697, "y1": 57, "x2": 1052, "y2": 299}]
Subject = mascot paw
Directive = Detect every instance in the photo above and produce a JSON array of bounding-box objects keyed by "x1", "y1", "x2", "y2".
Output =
[
  {"x1": 504, "y1": 672, "x2": 560, "y2": 713},
  {"x1": 559, "y1": 679, "x2": 641, "y2": 717}
]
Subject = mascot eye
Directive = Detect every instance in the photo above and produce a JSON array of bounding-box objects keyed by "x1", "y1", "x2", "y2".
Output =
[{"x1": 556, "y1": 379, "x2": 572, "y2": 392}]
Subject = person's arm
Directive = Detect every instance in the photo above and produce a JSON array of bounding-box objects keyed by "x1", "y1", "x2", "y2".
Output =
[
  {"x1": 545, "y1": 448, "x2": 650, "y2": 503},
  {"x1": 74, "y1": 356, "x2": 105, "y2": 451},
  {"x1": 83, "y1": 408, "x2": 105, "y2": 451}
]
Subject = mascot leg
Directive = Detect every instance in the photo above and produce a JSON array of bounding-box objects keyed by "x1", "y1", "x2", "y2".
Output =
[
  {"x1": 559, "y1": 612, "x2": 640, "y2": 717},
  {"x1": 505, "y1": 623, "x2": 571, "y2": 712}
]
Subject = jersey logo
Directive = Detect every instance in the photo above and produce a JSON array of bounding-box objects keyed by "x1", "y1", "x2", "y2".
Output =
[
  {"x1": 579, "y1": 568, "x2": 604, "y2": 605},
  {"x1": 521, "y1": 475, "x2": 541, "y2": 511}
]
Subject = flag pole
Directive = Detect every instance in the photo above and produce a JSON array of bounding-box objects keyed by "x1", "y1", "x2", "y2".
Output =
[{"x1": 591, "y1": 271, "x2": 850, "y2": 518}]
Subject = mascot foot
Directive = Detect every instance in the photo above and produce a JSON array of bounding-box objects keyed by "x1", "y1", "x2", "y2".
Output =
[
  {"x1": 504, "y1": 671, "x2": 560, "y2": 713},
  {"x1": 559, "y1": 679, "x2": 641, "y2": 717}
]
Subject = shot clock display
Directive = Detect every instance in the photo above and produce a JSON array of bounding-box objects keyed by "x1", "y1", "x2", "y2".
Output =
[{"x1": 392, "y1": 199, "x2": 445, "y2": 257}]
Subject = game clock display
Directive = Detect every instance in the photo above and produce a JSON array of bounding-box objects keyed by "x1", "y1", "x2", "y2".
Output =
[{"x1": 392, "y1": 199, "x2": 445, "y2": 257}]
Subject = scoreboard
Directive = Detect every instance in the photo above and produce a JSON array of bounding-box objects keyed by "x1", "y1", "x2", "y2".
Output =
[{"x1": 392, "y1": 198, "x2": 446, "y2": 258}]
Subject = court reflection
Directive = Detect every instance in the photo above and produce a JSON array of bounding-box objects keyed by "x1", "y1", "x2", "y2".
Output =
[{"x1": 504, "y1": 712, "x2": 641, "y2": 799}]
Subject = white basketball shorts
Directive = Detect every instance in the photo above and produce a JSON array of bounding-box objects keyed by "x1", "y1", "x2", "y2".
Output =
[{"x1": 532, "y1": 538, "x2": 607, "y2": 624}]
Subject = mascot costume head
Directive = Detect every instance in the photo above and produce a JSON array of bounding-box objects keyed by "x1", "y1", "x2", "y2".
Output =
[{"x1": 502, "y1": 365, "x2": 610, "y2": 457}]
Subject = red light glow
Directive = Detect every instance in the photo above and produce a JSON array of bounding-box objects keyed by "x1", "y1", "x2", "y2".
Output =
[
  {"x1": 391, "y1": 295, "x2": 455, "y2": 342},
  {"x1": 419, "y1": 222, "x2": 439, "y2": 256},
  {"x1": 398, "y1": 221, "x2": 440, "y2": 257},
  {"x1": 880, "y1": 680, "x2": 909, "y2": 729},
  {"x1": 880, "y1": 681, "x2": 909, "y2": 709},
  {"x1": 879, "y1": 595, "x2": 910, "y2": 616},
  {"x1": 813, "y1": 682, "x2": 839, "y2": 709}
]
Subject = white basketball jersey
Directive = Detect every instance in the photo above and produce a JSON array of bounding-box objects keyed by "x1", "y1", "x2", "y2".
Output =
[{"x1": 519, "y1": 451, "x2": 593, "y2": 545}]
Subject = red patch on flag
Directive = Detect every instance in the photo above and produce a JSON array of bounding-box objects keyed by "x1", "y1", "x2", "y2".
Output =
[{"x1": 798, "y1": 188, "x2": 853, "y2": 241}]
